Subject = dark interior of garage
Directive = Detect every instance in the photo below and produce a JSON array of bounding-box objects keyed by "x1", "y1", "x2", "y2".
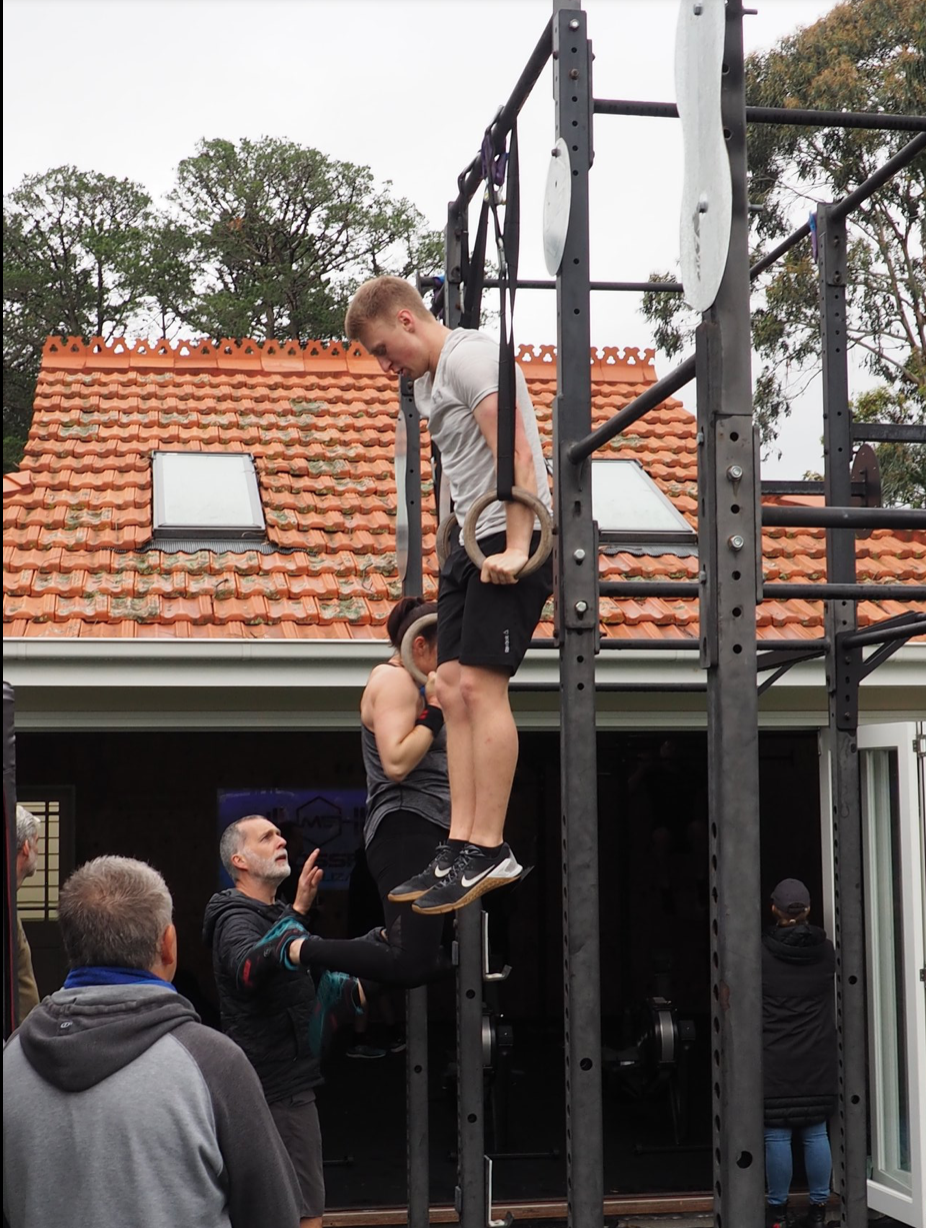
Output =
[{"x1": 15, "y1": 726, "x2": 823, "y2": 1207}]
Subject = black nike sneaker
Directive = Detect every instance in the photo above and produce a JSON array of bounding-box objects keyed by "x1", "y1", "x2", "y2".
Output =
[
  {"x1": 411, "y1": 842, "x2": 523, "y2": 914},
  {"x1": 387, "y1": 841, "x2": 456, "y2": 903}
]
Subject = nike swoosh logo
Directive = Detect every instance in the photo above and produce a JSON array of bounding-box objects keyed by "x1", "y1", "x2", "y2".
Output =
[
  {"x1": 460, "y1": 866, "x2": 494, "y2": 889},
  {"x1": 434, "y1": 864, "x2": 453, "y2": 878}
]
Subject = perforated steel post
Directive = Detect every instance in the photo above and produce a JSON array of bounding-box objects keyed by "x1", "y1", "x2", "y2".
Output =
[
  {"x1": 398, "y1": 372, "x2": 429, "y2": 1228},
  {"x1": 443, "y1": 198, "x2": 488, "y2": 1228},
  {"x1": 699, "y1": 4, "x2": 765, "y2": 1224},
  {"x1": 552, "y1": 8, "x2": 604, "y2": 1228},
  {"x1": 818, "y1": 201, "x2": 867, "y2": 1228}
]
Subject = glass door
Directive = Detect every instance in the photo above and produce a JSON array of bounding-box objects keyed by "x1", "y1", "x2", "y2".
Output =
[{"x1": 859, "y1": 722, "x2": 925, "y2": 1227}]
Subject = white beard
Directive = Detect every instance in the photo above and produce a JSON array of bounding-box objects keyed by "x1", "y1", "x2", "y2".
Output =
[{"x1": 245, "y1": 851, "x2": 291, "y2": 885}]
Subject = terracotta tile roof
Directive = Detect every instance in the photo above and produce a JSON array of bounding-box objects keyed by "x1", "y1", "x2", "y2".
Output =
[{"x1": 3, "y1": 336, "x2": 924, "y2": 643}]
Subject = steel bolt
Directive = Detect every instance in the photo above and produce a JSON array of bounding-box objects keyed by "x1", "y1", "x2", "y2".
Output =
[
  {"x1": 693, "y1": 2, "x2": 703, "y2": 13},
  {"x1": 551, "y1": 147, "x2": 561, "y2": 157},
  {"x1": 568, "y1": 17, "x2": 580, "y2": 29},
  {"x1": 569, "y1": 68, "x2": 580, "y2": 79},
  {"x1": 728, "y1": 535, "x2": 745, "y2": 551},
  {"x1": 697, "y1": 195, "x2": 709, "y2": 214},
  {"x1": 727, "y1": 464, "x2": 744, "y2": 481},
  {"x1": 698, "y1": 570, "x2": 707, "y2": 583},
  {"x1": 574, "y1": 600, "x2": 589, "y2": 615},
  {"x1": 573, "y1": 548, "x2": 586, "y2": 562}
]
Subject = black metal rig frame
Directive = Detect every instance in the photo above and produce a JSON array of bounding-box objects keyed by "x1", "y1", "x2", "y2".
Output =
[{"x1": 396, "y1": 4, "x2": 926, "y2": 1226}]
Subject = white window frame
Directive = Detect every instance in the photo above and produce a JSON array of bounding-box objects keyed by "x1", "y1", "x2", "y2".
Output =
[
  {"x1": 152, "y1": 451, "x2": 265, "y2": 540},
  {"x1": 858, "y1": 721, "x2": 926, "y2": 1227}
]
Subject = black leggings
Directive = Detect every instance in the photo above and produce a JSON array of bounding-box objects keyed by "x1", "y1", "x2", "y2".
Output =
[{"x1": 302, "y1": 811, "x2": 449, "y2": 989}]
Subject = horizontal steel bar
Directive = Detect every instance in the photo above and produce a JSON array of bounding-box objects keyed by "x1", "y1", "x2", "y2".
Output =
[
  {"x1": 762, "y1": 481, "x2": 867, "y2": 497},
  {"x1": 599, "y1": 580, "x2": 698, "y2": 597},
  {"x1": 764, "y1": 583, "x2": 926, "y2": 600},
  {"x1": 830, "y1": 131, "x2": 926, "y2": 221},
  {"x1": 851, "y1": 423, "x2": 926, "y2": 443},
  {"x1": 482, "y1": 278, "x2": 683, "y2": 293},
  {"x1": 840, "y1": 617, "x2": 926, "y2": 649},
  {"x1": 763, "y1": 505, "x2": 926, "y2": 529},
  {"x1": 454, "y1": 18, "x2": 553, "y2": 210},
  {"x1": 593, "y1": 98, "x2": 926, "y2": 132},
  {"x1": 598, "y1": 580, "x2": 926, "y2": 600},
  {"x1": 530, "y1": 637, "x2": 831, "y2": 651},
  {"x1": 746, "y1": 106, "x2": 926, "y2": 132}
]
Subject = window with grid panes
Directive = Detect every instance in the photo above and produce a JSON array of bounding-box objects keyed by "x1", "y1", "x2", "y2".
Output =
[{"x1": 16, "y1": 799, "x2": 61, "y2": 921}]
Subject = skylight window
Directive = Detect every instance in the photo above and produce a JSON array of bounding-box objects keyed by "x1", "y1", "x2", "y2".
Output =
[
  {"x1": 152, "y1": 452, "x2": 265, "y2": 540},
  {"x1": 592, "y1": 459, "x2": 696, "y2": 547}
]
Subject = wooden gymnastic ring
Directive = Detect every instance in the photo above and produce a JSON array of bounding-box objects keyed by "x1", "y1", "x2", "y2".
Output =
[
  {"x1": 460, "y1": 487, "x2": 554, "y2": 579},
  {"x1": 399, "y1": 612, "x2": 438, "y2": 687},
  {"x1": 436, "y1": 515, "x2": 458, "y2": 569}
]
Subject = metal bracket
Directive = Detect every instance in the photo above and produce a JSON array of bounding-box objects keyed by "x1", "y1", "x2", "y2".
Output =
[
  {"x1": 858, "y1": 636, "x2": 908, "y2": 682},
  {"x1": 485, "y1": 1157, "x2": 515, "y2": 1228},
  {"x1": 757, "y1": 645, "x2": 828, "y2": 673},
  {"x1": 756, "y1": 643, "x2": 828, "y2": 696},
  {"x1": 482, "y1": 912, "x2": 512, "y2": 982}
]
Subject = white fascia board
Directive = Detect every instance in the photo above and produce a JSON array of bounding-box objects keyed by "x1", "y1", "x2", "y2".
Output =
[{"x1": 3, "y1": 637, "x2": 925, "y2": 691}]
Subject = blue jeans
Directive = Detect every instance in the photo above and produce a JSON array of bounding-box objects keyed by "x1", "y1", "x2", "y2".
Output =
[{"x1": 765, "y1": 1121, "x2": 832, "y2": 1205}]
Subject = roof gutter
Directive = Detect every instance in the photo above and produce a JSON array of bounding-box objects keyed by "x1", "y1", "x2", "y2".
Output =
[{"x1": 3, "y1": 636, "x2": 924, "y2": 691}]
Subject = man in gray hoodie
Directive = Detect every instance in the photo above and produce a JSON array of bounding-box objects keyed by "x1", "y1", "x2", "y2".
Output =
[{"x1": 2, "y1": 855, "x2": 301, "y2": 1228}]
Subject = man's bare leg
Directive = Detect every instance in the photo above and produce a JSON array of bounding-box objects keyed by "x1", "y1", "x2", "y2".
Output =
[
  {"x1": 435, "y1": 659, "x2": 476, "y2": 842},
  {"x1": 457, "y1": 664, "x2": 516, "y2": 848}
]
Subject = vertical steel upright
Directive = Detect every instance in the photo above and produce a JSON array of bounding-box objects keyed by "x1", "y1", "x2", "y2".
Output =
[
  {"x1": 444, "y1": 197, "x2": 489, "y2": 1228},
  {"x1": 699, "y1": 3, "x2": 765, "y2": 1224},
  {"x1": 817, "y1": 202, "x2": 868, "y2": 1228},
  {"x1": 551, "y1": 7, "x2": 604, "y2": 1228},
  {"x1": 398, "y1": 374, "x2": 430, "y2": 1228}
]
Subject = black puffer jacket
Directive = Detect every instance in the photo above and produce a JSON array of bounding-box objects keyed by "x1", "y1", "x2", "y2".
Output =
[
  {"x1": 203, "y1": 889, "x2": 321, "y2": 1104},
  {"x1": 762, "y1": 922, "x2": 837, "y2": 1127}
]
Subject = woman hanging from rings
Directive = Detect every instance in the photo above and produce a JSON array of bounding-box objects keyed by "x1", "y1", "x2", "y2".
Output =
[{"x1": 278, "y1": 596, "x2": 451, "y2": 988}]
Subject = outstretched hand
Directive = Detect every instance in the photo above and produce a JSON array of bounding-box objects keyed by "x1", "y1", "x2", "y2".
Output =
[{"x1": 294, "y1": 847, "x2": 324, "y2": 915}]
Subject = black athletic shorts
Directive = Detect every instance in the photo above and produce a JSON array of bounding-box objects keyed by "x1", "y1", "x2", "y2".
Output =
[
  {"x1": 437, "y1": 528, "x2": 553, "y2": 674},
  {"x1": 268, "y1": 1091, "x2": 325, "y2": 1219}
]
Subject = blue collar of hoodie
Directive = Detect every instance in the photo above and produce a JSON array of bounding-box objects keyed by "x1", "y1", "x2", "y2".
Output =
[{"x1": 63, "y1": 966, "x2": 177, "y2": 991}]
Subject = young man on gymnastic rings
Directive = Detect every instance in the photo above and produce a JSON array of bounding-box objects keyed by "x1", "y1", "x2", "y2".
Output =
[{"x1": 345, "y1": 275, "x2": 553, "y2": 914}]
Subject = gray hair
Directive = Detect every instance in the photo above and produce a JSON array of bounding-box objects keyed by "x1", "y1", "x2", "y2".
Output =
[
  {"x1": 59, "y1": 856, "x2": 173, "y2": 971},
  {"x1": 16, "y1": 804, "x2": 42, "y2": 853},
  {"x1": 219, "y1": 815, "x2": 264, "y2": 883}
]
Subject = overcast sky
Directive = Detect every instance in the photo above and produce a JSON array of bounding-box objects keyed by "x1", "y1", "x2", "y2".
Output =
[{"x1": 4, "y1": 0, "x2": 851, "y2": 477}]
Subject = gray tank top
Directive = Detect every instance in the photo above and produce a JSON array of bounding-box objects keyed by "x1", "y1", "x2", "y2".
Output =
[{"x1": 361, "y1": 720, "x2": 450, "y2": 847}]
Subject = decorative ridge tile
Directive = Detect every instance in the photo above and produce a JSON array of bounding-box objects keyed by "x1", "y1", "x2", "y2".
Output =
[{"x1": 39, "y1": 335, "x2": 659, "y2": 383}]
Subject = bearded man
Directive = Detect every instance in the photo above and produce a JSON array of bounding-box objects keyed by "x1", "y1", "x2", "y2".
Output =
[{"x1": 204, "y1": 814, "x2": 364, "y2": 1228}]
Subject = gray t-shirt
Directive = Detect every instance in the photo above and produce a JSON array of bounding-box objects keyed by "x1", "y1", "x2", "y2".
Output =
[
  {"x1": 361, "y1": 721, "x2": 450, "y2": 847},
  {"x1": 414, "y1": 329, "x2": 552, "y2": 540}
]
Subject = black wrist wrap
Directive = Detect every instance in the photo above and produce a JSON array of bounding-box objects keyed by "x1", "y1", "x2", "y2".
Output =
[{"x1": 416, "y1": 705, "x2": 444, "y2": 736}]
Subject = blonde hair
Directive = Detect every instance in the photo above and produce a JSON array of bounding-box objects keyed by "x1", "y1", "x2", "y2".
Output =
[{"x1": 344, "y1": 276, "x2": 431, "y2": 343}]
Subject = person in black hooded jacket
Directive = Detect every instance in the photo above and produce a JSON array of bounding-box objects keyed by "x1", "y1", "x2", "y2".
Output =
[
  {"x1": 203, "y1": 815, "x2": 366, "y2": 1228},
  {"x1": 762, "y1": 878, "x2": 836, "y2": 1228}
]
